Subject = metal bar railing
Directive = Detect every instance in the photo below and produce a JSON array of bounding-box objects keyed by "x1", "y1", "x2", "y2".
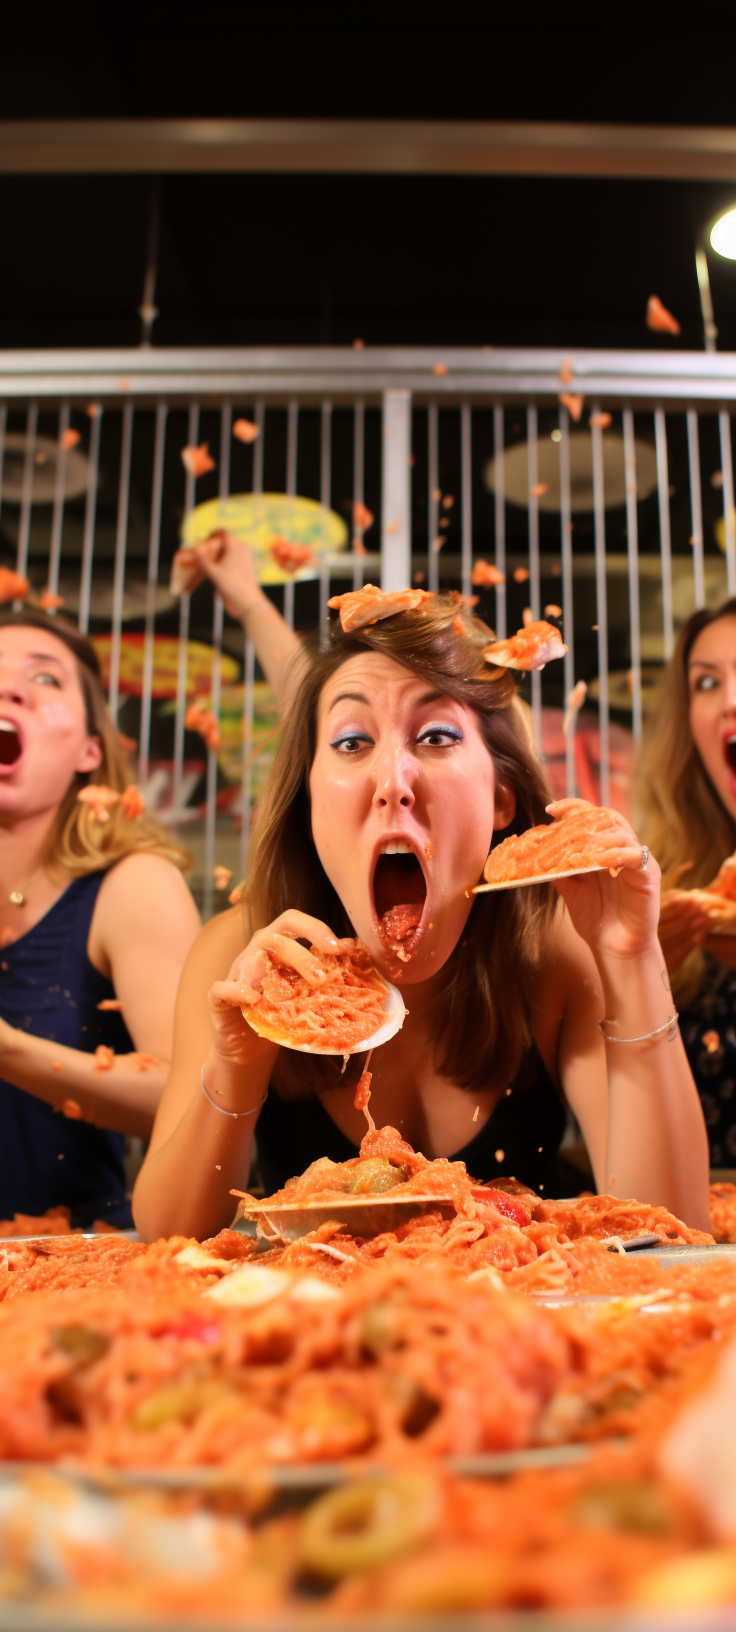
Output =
[
  {"x1": 239, "y1": 399, "x2": 263, "y2": 877},
  {"x1": 720, "y1": 410, "x2": 736, "y2": 598},
  {"x1": 173, "y1": 403, "x2": 199, "y2": 817},
  {"x1": 460, "y1": 403, "x2": 472, "y2": 601},
  {"x1": 284, "y1": 399, "x2": 298, "y2": 626},
  {"x1": 654, "y1": 408, "x2": 674, "y2": 662},
  {"x1": 78, "y1": 407, "x2": 102, "y2": 635},
  {"x1": 319, "y1": 400, "x2": 332, "y2": 643},
  {"x1": 202, "y1": 403, "x2": 230, "y2": 919},
  {"x1": 493, "y1": 406, "x2": 506, "y2": 639},
  {"x1": 16, "y1": 405, "x2": 38, "y2": 584},
  {"x1": 47, "y1": 403, "x2": 69, "y2": 603},
  {"x1": 352, "y1": 399, "x2": 365, "y2": 593},
  {"x1": 428, "y1": 404, "x2": 439, "y2": 595},
  {"x1": 687, "y1": 409, "x2": 705, "y2": 611},
  {"x1": 591, "y1": 408, "x2": 610, "y2": 806},
  {"x1": 527, "y1": 406, "x2": 541, "y2": 747},
  {"x1": 139, "y1": 403, "x2": 167, "y2": 786},
  {"x1": 622, "y1": 407, "x2": 642, "y2": 744},
  {"x1": 558, "y1": 405, "x2": 575, "y2": 794},
  {"x1": 108, "y1": 402, "x2": 133, "y2": 722}
]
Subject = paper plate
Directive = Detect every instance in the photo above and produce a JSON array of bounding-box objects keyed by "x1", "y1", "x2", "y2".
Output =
[
  {"x1": 474, "y1": 865, "x2": 607, "y2": 892},
  {"x1": 243, "y1": 977, "x2": 406, "y2": 1056},
  {"x1": 242, "y1": 1193, "x2": 457, "y2": 1242},
  {"x1": 180, "y1": 493, "x2": 349, "y2": 585}
]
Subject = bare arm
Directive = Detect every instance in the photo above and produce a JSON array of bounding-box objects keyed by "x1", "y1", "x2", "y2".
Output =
[
  {"x1": 0, "y1": 854, "x2": 201, "y2": 1138},
  {"x1": 171, "y1": 532, "x2": 307, "y2": 710},
  {"x1": 133, "y1": 908, "x2": 349, "y2": 1242}
]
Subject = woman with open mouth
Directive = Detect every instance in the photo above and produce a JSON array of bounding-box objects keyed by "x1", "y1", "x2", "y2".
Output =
[
  {"x1": 634, "y1": 598, "x2": 736, "y2": 1169},
  {"x1": 134, "y1": 590, "x2": 710, "y2": 1242},
  {"x1": 0, "y1": 611, "x2": 200, "y2": 1229}
]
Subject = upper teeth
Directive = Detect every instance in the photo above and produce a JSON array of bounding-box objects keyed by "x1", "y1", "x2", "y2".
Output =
[
  {"x1": 381, "y1": 842, "x2": 412, "y2": 855},
  {"x1": 0, "y1": 722, "x2": 16, "y2": 733}
]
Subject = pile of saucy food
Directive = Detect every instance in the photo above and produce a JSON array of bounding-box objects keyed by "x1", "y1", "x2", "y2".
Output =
[
  {"x1": 241, "y1": 941, "x2": 392, "y2": 1052},
  {"x1": 480, "y1": 797, "x2": 635, "y2": 887}
]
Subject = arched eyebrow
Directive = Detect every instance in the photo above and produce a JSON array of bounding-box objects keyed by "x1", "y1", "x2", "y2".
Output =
[
  {"x1": 327, "y1": 690, "x2": 370, "y2": 713},
  {"x1": 687, "y1": 660, "x2": 719, "y2": 670},
  {"x1": 327, "y1": 686, "x2": 453, "y2": 714}
]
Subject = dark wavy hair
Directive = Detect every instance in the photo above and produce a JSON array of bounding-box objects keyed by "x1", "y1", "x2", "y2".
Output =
[{"x1": 245, "y1": 593, "x2": 555, "y2": 1098}]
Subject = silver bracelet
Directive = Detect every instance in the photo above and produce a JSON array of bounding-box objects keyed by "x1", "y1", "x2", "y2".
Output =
[
  {"x1": 599, "y1": 1012, "x2": 679, "y2": 1045},
  {"x1": 200, "y1": 1065, "x2": 266, "y2": 1119}
]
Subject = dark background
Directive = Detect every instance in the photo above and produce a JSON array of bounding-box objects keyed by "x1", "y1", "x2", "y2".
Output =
[{"x1": 2, "y1": 13, "x2": 736, "y2": 353}]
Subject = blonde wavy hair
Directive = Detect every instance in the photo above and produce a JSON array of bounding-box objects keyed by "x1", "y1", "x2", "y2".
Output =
[
  {"x1": 632, "y1": 597, "x2": 736, "y2": 1003},
  {"x1": 0, "y1": 610, "x2": 191, "y2": 877},
  {"x1": 245, "y1": 593, "x2": 556, "y2": 1100}
]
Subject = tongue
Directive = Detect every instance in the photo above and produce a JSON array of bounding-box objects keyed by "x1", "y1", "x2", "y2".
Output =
[{"x1": 380, "y1": 903, "x2": 423, "y2": 946}]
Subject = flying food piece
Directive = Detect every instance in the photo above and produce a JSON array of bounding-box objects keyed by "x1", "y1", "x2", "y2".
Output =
[
  {"x1": 558, "y1": 393, "x2": 585, "y2": 422},
  {"x1": 185, "y1": 701, "x2": 221, "y2": 753},
  {"x1": 77, "y1": 786, "x2": 119, "y2": 823},
  {"x1": 61, "y1": 1099, "x2": 82, "y2": 1120},
  {"x1": 513, "y1": 567, "x2": 529, "y2": 583},
  {"x1": 120, "y1": 785, "x2": 145, "y2": 820},
  {"x1": 269, "y1": 538, "x2": 314, "y2": 574},
  {"x1": 39, "y1": 589, "x2": 64, "y2": 610},
  {"x1": 530, "y1": 483, "x2": 549, "y2": 498},
  {"x1": 472, "y1": 560, "x2": 505, "y2": 588},
  {"x1": 442, "y1": 495, "x2": 455, "y2": 510},
  {"x1": 558, "y1": 357, "x2": 574, "y2": 385},
  {"x1": 353, "y1": 501, "x2": 374, "y2": 532},
  {"x1": 0, "y1": 928, "x2": 16, "y2": 948},
  {"x1": 61, "y1": 427, "x2": 81, "y2": 451},
  {"x1": 214, "y1": 865, "x2": 232, "y2": 891},
  {"x1": 589, "y1": 411, "x2": 612, "y2": 430},
  {"x1": 353, "y1": 338, "x2": 364, "y2": 349},
  {"x1": 563, "y1": 679, "x2": 588, "y2": 737},
  {"x1": 0, "y1": 570, "x2": 29, "y2": 604},
  {"x1": 232, "y1": 419, "x2": 260, "y2": 444},
  {"x1": 483, "y1": 620, "x2": 568, "y2": 673},
  {"x1": 433, "y1": 363, "x2": 448, "y2": 376},
  {"x1": 181, "y1": 444, "x2": 215, "y2": 479},
  {"x1": 478, "y1": 798, "x2": 639, "y2": 890},
  {"x1": 229, "y1": 882, "x2": 244, "y2": 906},
  {"x1": 712, "y1": 471, "x2": 725, "y2": 489},
  {"x1": 413, "y1": 570, "x2": 426, "y2": 585},
  {"x1": 703, "y1": 1031, "x2": 720, "y2": 1054},
  {"x1": 134, "y1": 1053, "x2": 163, "y2": 1072},
  {"x1": 86, "y1": 404, "x2": 102, "y2": 420},
  {"x1": 240, "y1": 940, "x2": 406, "y2": 1055},
  {"x1": 97, "y1": 999, "x2": 123, "y2": 1012},
  {"x1": 521, "y1": 607, "x2": 534, "y2": 627},
  {"x1": 93, "y1": 1045, "x2": 114, "y2": 1074},
  {"x1": 430, "y1": 536, "x2": 446, "y2": 554},
  {"x1": 328, "y1": 584, "x2": 430, "y2": 633},
  {"x1": 646, "y1": 296, "x2": 681, "y2": 336},
  {"x1": 545, "y1": 604, "x2": 563, "y2": 619}
]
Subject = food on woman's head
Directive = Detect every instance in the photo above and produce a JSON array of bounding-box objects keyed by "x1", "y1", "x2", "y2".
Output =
[
  {"x1": 483, "y1": 620, "x2": 568, "y2": 673},
  {"x1": 269, "y1": 538, "x2": 314, "y2": 574},
  {"x1": 478, "y1": 799, "x2": 634, "y2": 889},
  {"x1": 328, "y1": 584, "x2": 430, "y2": 632},
  {"x1": 240, "y1": 941, "x2": 405, "y2": 1054}
]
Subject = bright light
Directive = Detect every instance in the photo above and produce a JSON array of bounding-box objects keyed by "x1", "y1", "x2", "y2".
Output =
[
  {"x1": 710, "y1": 207, "x2": 736, "y2": 260},
  {"x1": 550, "y1": 429, "x2": 562, "y2": 442}
]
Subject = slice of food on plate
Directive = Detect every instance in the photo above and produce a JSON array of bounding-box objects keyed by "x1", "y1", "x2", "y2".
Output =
[
  {"x1": 483, "y1": 620, "x2": 568, "y2": 672},
  {"x1": 328, "y1": 584, "x2": 430, "y2": 633},
  {"x1": 242, "y1": 938, "x2": 405, "y2": 1055},
  {"x1": 476, "y1": 798, "x2": 640, "y2": 891}
]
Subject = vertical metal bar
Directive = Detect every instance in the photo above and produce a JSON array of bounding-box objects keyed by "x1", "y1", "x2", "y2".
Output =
[
  {"x1": 203, "y1": 403, "x2": 230, "y2": 921},
  {"x1": 173, "y1": 403, "x2": 199, "y2": 816},
  {"x1": 527, "y1": 406, "x2": 541, "y2": 748},
  {"x1": 77, "y1": 408, "x2": 102, "y2": 635},
  {"x1": 622, "y1": 408, "x2": 643, "y2": 744},
  {"x1": 47, "y1": 403, "x2": 69, "y2": 602},
  {"x1": 352, "y1": 398, "x2": 365, "y2": 592},
  {"x1": 16, "y1": 405, "x2": 38, "y2": 581},
  {"x1": 428, "y1": 404, "x2": 439, "y2": 595},
  {"x1": 319, "y1": 400, "x2": 332, "y2": 647},
  {"x1": 108, "y1": 403, "x2": 134, "y2": 724},
  {"x1": 493, "y1": 406, "x2": 506, "y2": 639},
  {"x1": 240, "y1": 400, "x2": 263, "y2": 876},
  {"x1": 460, "y1": 404, "x2": 472, "y2": 600},
  {"x1": 138, "y1": 403, "x2": 168, "y2": 785},
  {"x1": 687, "y1": 409, "x2": 705, "y2": 610},
  {"x1": 719, "y1": 410, "x2": 736, "y2": 596},
  {"x1": 0, "y1": 406, "x2": 6, "y2": 535},
  {"x1": 558, "y1": 406, "x2": 575, "y2": 795},
  {"x1": 654, "y1": 408, "x2": 674, "y2": 661},
  {"x1": 695, "y1": 246, "x2": 718, "y2": 354},
  {"x1": 239, "y1": 635, "x2": 256, "y2": 881},
  {"x1": 381, "y1": 390, "x2": 412, "y2": 592},
  {"x1": 283, "y1": 399, "x2": 298, "y2": 627},
  {"x1": 591, "y1": 408, "x2": 610, "y2": 806}
]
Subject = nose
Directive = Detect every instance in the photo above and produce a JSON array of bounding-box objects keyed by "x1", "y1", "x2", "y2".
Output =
[
  {"x1": 0, "y1": 668, "x2": 26, "y2": 707},
  {"x1": 371, "y1": 739, "x2": 417, "y2": 812}
]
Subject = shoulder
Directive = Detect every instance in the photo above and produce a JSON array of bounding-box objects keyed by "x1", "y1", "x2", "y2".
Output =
[
  {"x1": 92, "y1": 853, "x2": 201, "y2": 954},
  {"x1": 178, "y1": 906, "x2": 249, "y2": 995}
]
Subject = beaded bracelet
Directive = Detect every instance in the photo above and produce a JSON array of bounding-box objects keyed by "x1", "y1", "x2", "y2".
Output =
[
  {"x1": 200, "y1": 1064, "x2": 267, "y2": 1118},
  {"x1": 599, "y1": 1012, "x2": 679, "y2": 1045}
]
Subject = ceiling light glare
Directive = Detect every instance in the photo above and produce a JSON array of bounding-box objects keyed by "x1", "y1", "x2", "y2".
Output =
[{"x1": 710, "y1": 207, "x2": 736, "y2": 261}]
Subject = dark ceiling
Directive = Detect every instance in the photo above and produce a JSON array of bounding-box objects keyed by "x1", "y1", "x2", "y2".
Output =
[{"x1": 2, "y1": 15, "x2": 736, "y2": 353}]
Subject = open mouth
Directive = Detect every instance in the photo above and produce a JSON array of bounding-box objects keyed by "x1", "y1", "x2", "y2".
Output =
[
  {"x1": 726, "y1": 735, "x2": 736, "y2": 776},
  {"x1": 372, "y1": 846, "x2": 428, "y2": 962},
  {"x1": 0, "y1": 720, "x2": 22, "y2": 768}
]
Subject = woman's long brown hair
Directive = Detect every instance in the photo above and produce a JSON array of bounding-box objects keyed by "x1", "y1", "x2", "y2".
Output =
[
  {"x1": 632, "y1": 597, "x2": 736, "y2": 1004},
  {"x1": 245, "y1": 594, "x2": 556, "y2": 1098},
  {"x1": 0, "y1": 609, "x2": 191, "y2": 876}
]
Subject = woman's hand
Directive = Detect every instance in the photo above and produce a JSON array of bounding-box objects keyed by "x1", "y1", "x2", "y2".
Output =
[
  {"x1": 208, "y1": 911, "x2": 355, "y2": 1067},
  {"x1": 658, "y1": 889, "x2": 712, "y2": 971},
  {"x1": 549, "y1": 800, "x2": 660, "y2": 962},
  {"x1": 171, "y1": 531, "x2": 263, "y2": 621}
]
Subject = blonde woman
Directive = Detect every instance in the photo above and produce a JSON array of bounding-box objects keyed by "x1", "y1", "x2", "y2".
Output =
[
  {"x1": 0, "y1": 610, "x2": 200, "y2": 1227},
  {"x1": 634, "y1": 598, "x2": 736, "y2": 1166},
  {"x1": 134, "y1": 592, "x2": 709, "y2": 1243}
]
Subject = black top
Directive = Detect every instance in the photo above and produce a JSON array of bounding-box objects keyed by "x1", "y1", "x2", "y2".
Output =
[
  {"x1": 0, "y1": 872, "x2": 135, "y2": 1228},
  {"x1": 680, "y1": 956, "x2": 736, "y2": 1168},
  {"x1": 255, "y1": 1046, "x2": 566, "y2": 1196}
]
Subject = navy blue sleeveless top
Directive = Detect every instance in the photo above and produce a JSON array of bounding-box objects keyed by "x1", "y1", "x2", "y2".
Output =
[
  {"x1": 256, "y1": 1047, "x2": 566, "y2": 1197},
  {"x1": 0, "y1": 872, "x2": 135, "y2": 1228}
]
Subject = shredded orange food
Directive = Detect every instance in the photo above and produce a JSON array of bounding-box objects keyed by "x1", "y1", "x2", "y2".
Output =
[
  {"x1": 244, "y1": 942, "x2": 389, "y2": 1051},
  {"x1": 483, "y1": 619, "x2": 568, "y2": 672},
  {"x1": 483, "y1": 798, "x2": 631, "y2": 885}
]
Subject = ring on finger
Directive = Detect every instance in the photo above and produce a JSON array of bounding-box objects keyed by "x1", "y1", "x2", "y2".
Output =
[{"x1": 639, "y1": 845, "x2": 649, "y2": 871}]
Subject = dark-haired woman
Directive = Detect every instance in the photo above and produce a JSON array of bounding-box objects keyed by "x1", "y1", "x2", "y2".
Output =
[
  {"x1": 634, "y1": 599, "x2": 736, "y2": 1167},
  {"x1": 0, "y1": 611, "x2": 200, "y2": 1228},
  {"x1": 134, "y1": 593, "x2": 710, "y2": 1241}
]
